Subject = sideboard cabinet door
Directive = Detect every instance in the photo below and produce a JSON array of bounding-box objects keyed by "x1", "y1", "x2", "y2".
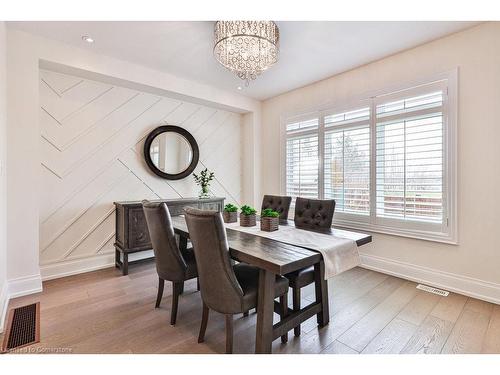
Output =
[{"x1": 128, "y1": 207, "x2": 151, "y2": 250}]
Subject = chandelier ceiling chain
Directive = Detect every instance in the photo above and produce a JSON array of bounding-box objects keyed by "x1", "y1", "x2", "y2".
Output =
[{"x1": 213, "y1": 21, "x2": 280, "y2": 86}]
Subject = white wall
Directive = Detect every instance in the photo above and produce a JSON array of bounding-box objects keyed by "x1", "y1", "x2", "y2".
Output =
[
  {"x1": 5, "y1": 28, "x2": 262, "y2": 298},
  {"x1": 261, "y1": 22, "x2": 500, "y2": 303},
  {"x1": 39, "y1": 68, "x2": 243, "y2": 279},
  {"x1": 242, "y1": 111, "x2": 262, "y2": 206},
  {"x1": 6, "y1": 29, "x2": 43, "y2": 298},
  {"x1": 0, "y1": 22, "x2": 8, "y2": 332}
]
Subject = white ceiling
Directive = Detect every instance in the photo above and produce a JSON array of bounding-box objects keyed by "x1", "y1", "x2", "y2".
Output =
[{"x1": 9, "y1": 21, "x2": 479, "y2": 100}]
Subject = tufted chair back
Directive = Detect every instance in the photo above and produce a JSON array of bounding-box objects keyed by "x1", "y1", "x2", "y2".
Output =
[
  {"x1": 142, "y1": 200, "x2": 188, "y2": 282},
  {"x1": 184, "y1": 207, "x2": 245, "y2": 314},
  {"x1": 261, "y1": 195, "x2": 292, "y2": 220},
  {"x1": 293, "y1": 197, "x2": 335, "y2": 230}
]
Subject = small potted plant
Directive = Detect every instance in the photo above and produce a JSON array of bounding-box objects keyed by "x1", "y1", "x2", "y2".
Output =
[
  {"x1": 193, "y1": 168, "x2": 215, "y2": 199},
  {"x1": 240, "y1": 205, "x2": 257, "y2": 227},
  {"x1": 260, "y1": 208, "x2": 280, "y2": 232},
  {"x1": 223, "y1": 203, "x2": 238, "y2": 223}
]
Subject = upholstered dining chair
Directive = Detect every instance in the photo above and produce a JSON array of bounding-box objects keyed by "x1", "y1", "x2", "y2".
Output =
[
  {"x1": 184, "y1": 207, "x2": 290, "y2": 354},
  {"x1": 287, "y1": 197, "x2": 335, "y2": 337},
  {"x1": 142, "y1": 200, "x2": 199, "y2": 326},
  {"x1": 261, "y1": 194, "x2": 292, "y2": 220}
]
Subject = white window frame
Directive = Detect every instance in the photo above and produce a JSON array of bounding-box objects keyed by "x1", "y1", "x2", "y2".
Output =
[{"x1": 280, "y1": 70, "x2": 458, "y2": 244}]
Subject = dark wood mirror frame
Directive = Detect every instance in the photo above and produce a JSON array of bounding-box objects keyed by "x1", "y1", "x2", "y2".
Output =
[{"x1": 143, "y1": 125, "x2": 200, "y2": 180}]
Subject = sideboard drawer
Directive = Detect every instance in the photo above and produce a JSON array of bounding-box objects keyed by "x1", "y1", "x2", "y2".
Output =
[
  {"x1": 199, "y1": 202, "x2": 223, "y2": 211},
  {"x1": 168, "y1": 203, "x2": 198, "y2": 216}
]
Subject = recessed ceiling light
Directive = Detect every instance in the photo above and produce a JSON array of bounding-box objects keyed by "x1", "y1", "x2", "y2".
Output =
[
  {"x1": 237, "y1": 86, "x2": 243, "y2": 90},
  {"x1": 82, "y1": 36, "x2": 94, "y2": 43}
]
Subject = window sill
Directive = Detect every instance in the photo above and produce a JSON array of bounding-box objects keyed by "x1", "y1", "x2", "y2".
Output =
[{"x1": 332, "y1": 218, "x2": 458, "y2": 245}]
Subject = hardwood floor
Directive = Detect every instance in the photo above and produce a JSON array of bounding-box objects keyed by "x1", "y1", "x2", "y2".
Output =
[{"x1": 3, "y1": 262, "x2": 500, "y2": 354}]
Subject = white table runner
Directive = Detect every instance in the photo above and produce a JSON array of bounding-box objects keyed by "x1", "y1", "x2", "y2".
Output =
[{"x1": 224, "y1": 220, "x2": 360, "y2": 279}]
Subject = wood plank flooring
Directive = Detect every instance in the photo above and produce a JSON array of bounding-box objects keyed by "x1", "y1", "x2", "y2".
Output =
[{"x1": 3, "y1": 262, "x2": 500, "y2": 354}]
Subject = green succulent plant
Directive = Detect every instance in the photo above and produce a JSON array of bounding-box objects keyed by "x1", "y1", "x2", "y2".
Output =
[
  {"x1": 261, "y1": 208, "x2": 280, "y2": 218},
  {"x1": 224, "y1": 203, "x2": 238, "y2": 212},
  {"x1": 240, "y1": 205, "x2": 257, "y2": 216}
]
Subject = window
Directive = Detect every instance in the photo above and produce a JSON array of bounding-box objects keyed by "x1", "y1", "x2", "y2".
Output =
[
  {"x1": 324, "y1": 107, "x2": 370, "y2": 215},
  {"x1": 282, "y1": 72, "x2": 457, "y2": 243},
  {"x1": 375, "y1": 91, "x2": 444, "y2": 224},
  {"x1": 285, "y1": 117, "x2": 320, "y2": 199}
]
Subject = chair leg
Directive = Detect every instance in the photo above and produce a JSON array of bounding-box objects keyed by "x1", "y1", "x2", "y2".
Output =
[
  {"x1": 293, "y1": 287, "x2": 301, "y2": 337},
  {"x1": 225, "y1": 314, "x2": 233, "y2": 354},
  {"x1": 197, "y1": 277, "x2": 200, "y2": 291},
  {"x1": 179, "y1": 281, "x2": 184, "y2": 295},
  {"x1": 155, "y1": 278, "x2": 164, "y2": 308},
  {"x1": 170, "y1": 282, "x2": 181, "y2": 325},
  {"x1": 198, "y1": 302, "x2": 209, "y2": 343},
  {"x1": 279, "y1": 293, "x2": 289, "y2": 343}
]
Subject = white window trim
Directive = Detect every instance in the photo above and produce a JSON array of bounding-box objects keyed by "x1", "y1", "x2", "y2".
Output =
[{"x1": 280, "y1": 69, "x2": 458, "y2": 245}]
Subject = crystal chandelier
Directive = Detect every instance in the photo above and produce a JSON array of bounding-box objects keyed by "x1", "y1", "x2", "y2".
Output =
[{"x1": 213, "y1": 21, "x2": 280, "y2": 85}]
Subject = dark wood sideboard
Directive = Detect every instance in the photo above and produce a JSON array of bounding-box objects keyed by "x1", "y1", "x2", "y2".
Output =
[{"x1": 114, "y1": 197, "x2": 225, "y2": 275}]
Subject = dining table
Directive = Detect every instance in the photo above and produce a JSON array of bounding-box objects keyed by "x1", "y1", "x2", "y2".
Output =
[{"x1": 171, "y1": 215, "x2": 372, "y2": 354}]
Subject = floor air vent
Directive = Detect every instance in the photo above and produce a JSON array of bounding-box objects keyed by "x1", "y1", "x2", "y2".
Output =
[
  {"x1": 416, "y1": 284, "x2": 449, "y2": 297},
  {"x1": 2, "y1": 302, "x2": 40, "y2": 352}
]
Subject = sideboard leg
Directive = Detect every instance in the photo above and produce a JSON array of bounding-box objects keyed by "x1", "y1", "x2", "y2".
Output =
[
  {"x1": 122, "y1": 253, "x2": 129, "y2": 276},
  {"x1": 115, "y1": 249, "x2": 120, "y2": 269}
]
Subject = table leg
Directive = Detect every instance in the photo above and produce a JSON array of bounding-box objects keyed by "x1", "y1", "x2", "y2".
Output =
[
  {"x1": 255, "y1": 269, "x2": 275, "y2": 354},
  {"x1": 314, "y1": 260, "x2": 329, "y2": 327}
]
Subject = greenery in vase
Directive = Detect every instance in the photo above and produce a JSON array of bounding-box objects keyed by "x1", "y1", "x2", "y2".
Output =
[
  {"x1": 240, "y1": 205, "x2": 257, "y2": 216},
  {"x1": 224, "y1": 203, "x2": 238, "y2": 212},
  {"x1": 261, "y1": 208, "x2": 280, "y2": 218},
  {"x1": 193, "y1": 168, "x2": 215, "y2": 197}
]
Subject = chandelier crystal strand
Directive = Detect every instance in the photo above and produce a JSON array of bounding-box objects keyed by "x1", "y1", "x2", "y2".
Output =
[{"x1": 213, "y1": 21, "x2": 280, "y2": 84}]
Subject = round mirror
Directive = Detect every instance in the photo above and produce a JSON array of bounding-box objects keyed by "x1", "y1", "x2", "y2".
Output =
[
  {"x1": 144, "y1": 126, "x2": 199, "y2": 180},
  {"x1": 149, "y1": 133, "x2": 192, "y2": 174}
]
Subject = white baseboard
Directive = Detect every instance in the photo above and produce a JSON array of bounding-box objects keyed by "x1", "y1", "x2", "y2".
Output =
[
  {"x1": 0, "y1": 274, "x2": 43, "y2": 332},
  {"x1": 360, "y1": 253, "x2": 500, "y2": 305},
  {"x1": 7, "y1": 274, "x2": 43, "y2": 299},
  {"x1": 0, "y1": 282, "x2": 9, "y2": 333},
  {"x1": 40, "y1": 251, "x2": 154, "y2": 281},
  {"x1": 40, "y1": 254, "x2": 115, "y2": 281}
]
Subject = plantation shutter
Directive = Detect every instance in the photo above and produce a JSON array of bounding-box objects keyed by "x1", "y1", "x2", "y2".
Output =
[
  {"x1": 285, "y1": 117, "x2": 319, "y2": 199},
  {"x1": 375, "y1": 90, "x2": 445, "y2": 223},
  {"x1": 324, "y1": 107, "x2": 370, "y2": 215}
]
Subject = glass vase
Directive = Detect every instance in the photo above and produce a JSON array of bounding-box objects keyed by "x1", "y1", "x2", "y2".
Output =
[{"x1": 199, "y1": 185, "x2": 210, "y2": 199}]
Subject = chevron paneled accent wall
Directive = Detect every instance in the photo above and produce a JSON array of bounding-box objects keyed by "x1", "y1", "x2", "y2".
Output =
[{"x1": 39, "y1": 69, "x2": 243, "y2": 279}]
